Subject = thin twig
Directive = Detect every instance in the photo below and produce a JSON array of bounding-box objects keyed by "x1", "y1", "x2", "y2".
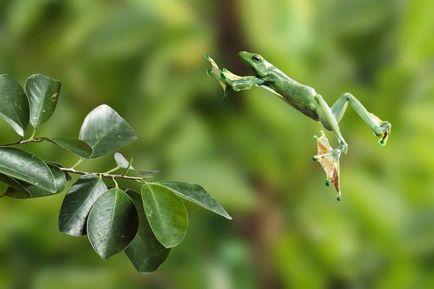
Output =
[
  {"x1": 19, "y1": 137, "x2": 44, "y2": 145},
  {"x1": 59, "y1": 167, "x2": 145, "y2": 182},
  {"x1": 1, "y1": 137, "x2": 44, "y2": 146}
]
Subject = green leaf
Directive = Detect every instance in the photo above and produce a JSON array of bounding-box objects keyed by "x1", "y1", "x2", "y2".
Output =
[
  {"x1": 157, "y1": 181, "x2": 232, "y2": 220},
  {"x1": 0, "y1": 181, "x2": 8, "y2": 197},
  {"x1": 79, "y1": 105, "x2": 137, "y2": 158},
  {"x1": 3, "y1": 164, "x2": 66, "y2": 198},
  {"x1": 113, "y1": 153, "x2": 159, "y2": 178},
  {"x1": 0, "y1": 147, "x2": 56, "y2": 192},
  {"x1": 141, "y1": 183, "x2": 188, "y2": 248},
  {"x1": 44, "y1": 162, "x2": 71, "y2": 180},
  {"x1": 43, "y1": 137, "x2": 93, "y2": 159},
  {"x1": 87, "y1": 188, "x2": 138, "y2": 259},
  {"x1": 0, "y1": 74, "x2": 29, "y2": 136},
  {"x1": 114, "y1": 152, "x2": 131, "y2": 168},
  {"x1": 59, "y1": 176, "x2": 108, "y2": 236},
  {"x1": 25, "y1": 74, "x2": 61, "y2": 128},
  {"x1": 125, "y1": 191, "x2": 170, "y2": 273}
]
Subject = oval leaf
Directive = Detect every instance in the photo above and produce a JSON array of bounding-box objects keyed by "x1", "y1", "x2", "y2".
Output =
[
  {"x1": 157, "y1": 181, "x2": 232, "y2": 220},
  {"x1": 4, "y1": 164, "x2": 66, "y2": 198},
  {"x1": 25, "y1": 74, "x2": 61, "y2": 128},
  {"x1": 141, "y1": 183, "x2": 188, "y2": 248},
  {"x1": 45, "y1": 161, "x2": 71, "y2": 180},
  {"x1": 0, "y1": 147, "x2": 56, "y2": 192},
  {"x1": 0, "y1": 181, "x2": 7, "y2": 196},
  {"x1": 125, "y1": 191, "x2": 170, "y2": 273},
  {"x1": 43, "y1": 137, "x2": 93, "y2": 159},
  {"x1": 59, "y1": 175, "x2": 108, "y2": 236},
  {"x1": 0, "y1": 74, "x2": 29, "y2": 136},
  {"x1": 79, "y1": 105, "x2": 137, "y2": 158},
  {"x1": 87, "y1": 188, "x2": 138, "y2": 259}
]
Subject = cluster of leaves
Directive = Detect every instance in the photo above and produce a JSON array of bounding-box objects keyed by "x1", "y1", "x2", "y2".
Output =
[{"x1": 0, "y1": 74, "x2": 231, "y2": 273}]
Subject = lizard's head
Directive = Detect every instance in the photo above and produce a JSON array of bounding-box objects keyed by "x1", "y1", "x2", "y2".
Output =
[{"x1": 238, "y1": 51, "x2": 270, "y2": 78}]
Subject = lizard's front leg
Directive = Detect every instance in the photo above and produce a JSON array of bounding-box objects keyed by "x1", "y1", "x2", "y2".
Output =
[
  {"x1": 206, "y1": 55, "x2": 264, "y2": 92},
  {"x1": 220, "y1": 69, "x2": 265, "y2": 91}
]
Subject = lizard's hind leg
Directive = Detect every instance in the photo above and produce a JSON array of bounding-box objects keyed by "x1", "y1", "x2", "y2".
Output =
[
  {"x1": 331, "y1": 93, "x2": 391, "y2": 145},
  {"x1": 313, "y1": 131, "x2": 342, "y2": 201},
  {"x1": 314, "y1": 94, "x2": 348, "y2": 154}
]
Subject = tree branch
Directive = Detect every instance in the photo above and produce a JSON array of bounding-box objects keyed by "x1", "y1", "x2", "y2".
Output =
[
  {"x1": 1, "y1": 137, "x2": 44, "y2": 146},
  {"x1": 59, "y1": 167, "x2": 145, "y2": 182}
]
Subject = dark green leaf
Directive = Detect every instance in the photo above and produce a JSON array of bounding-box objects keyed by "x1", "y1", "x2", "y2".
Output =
[
  {"x1": 3, "y1": 164, "x2": 66, "y2": 198},
  {"x1": 43, "y1": 137, "x2": 93, "y2": 159},
  {"x1": 0, "y1": 74, "x2": 29, "y2": 136},
  {"x1": 87, "y1": 188, "x2": 138, "y2": 259},
  {"x1": 25, "y1": 74, "x2": 61, "y2": 128},
  {"x1": 44, "y1": 161, "x2": 71, "y2": 180},
  {"x1": 141, "y1": 183, "x2": 188, "y2": 248},
  {"x1": 0, "y1": 175, "x2": 13, "y2": 195},
  {"x1": 125, "y1": 191, "x2": 170, "y2": 273},
  {"x1": 59, "y1": 175, "x2": 108, "y2": 236},
  {"x1": 157, "y1": 181, "x2": 232, "y2": 220},
  {"x1": 79, "y1": 105, "x2": 137, "y2": 158},
  {"x1": 0, "y1": 147, "x2": 56, "y2": 192},
  {"x1": 113, "y1": 153, "x2": 159, "y2": 179},
  {"x1": 0, "y1": 181, "x2": 8, "y2": 197}
]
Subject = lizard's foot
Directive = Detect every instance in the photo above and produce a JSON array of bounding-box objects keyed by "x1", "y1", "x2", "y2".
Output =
[
  {"x1": 206, "y1": 55, "x2": 228, "y2": 93},
  {"x1": 313, "y1": 131, "x2": 342, "y2": 201},
  {"x1": 370, "y1": 112, "x2": 391, "y2": 146},
  {"x1": 376, "y1": 121, "x2": 391, "y2": 146},
  {"x1": 338, "y1": 141, "x2": 348, "y2": 155}
]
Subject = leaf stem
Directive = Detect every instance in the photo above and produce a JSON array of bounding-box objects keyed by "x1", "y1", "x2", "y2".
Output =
[
  {"x1": 112, "y1": 177, "x2": 119, "y2": 188},
  {"x1": 29, "y1": 127, "x2": 37, "y2": 140},
  {"x1": 103, "y1": 166, "x2": 120, "y2": 174},
  {"x1": 59, "y1": 167, "x2": 145, "y2": 182},
  {"x1": 71, "y1": 158, "x2": 84, "y2": 169}
]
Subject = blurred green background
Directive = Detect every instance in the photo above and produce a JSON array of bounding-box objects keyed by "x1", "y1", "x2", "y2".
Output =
[{"x1": 1, "y1": 0, "x2": 434, "y2": 288}]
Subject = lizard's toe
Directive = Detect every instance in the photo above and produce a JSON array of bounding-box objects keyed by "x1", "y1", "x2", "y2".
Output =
[{"x1": 378, "y1": 121, "x2": 391, "y2": 146}]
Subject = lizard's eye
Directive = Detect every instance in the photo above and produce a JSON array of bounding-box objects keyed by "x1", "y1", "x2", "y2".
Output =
[{"x1": 251, "y1": 55, "x2": 261, "y2": 62}]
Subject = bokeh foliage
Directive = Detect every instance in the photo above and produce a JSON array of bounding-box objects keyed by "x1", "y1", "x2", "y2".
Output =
[{"x1": 1, "y1": 0, "x2": 434, "y2": 288}]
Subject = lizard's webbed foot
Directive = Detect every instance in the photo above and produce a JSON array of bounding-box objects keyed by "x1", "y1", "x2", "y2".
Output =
[
  {"x1": 206, "y1": 55, "x2": 227, "y2": 93},
  {"x1": 377, "y1": 121, "x2": 391, "y2": 146},
  {"x1": 338, "y1": 141, "x2": 348, "y2": 155},
  {"x1": 370, "y1": 113, "x2": 392, "y2": 146},
  {"x1": 206, "y1": 55, "x2": 245, "y2": 93},
  {"x1": 312, "y1": 131, "x2": 342, "y2": 201}
]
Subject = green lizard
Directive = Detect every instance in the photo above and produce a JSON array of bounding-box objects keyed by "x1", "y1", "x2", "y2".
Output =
[{"x1": 206, "y1": 51, "x2": 391, "y2": 201}]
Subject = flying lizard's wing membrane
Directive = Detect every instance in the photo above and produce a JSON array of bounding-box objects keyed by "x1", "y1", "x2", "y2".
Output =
[{"x1": 314, "y1": 131, "x2": 342, "y2": 200}]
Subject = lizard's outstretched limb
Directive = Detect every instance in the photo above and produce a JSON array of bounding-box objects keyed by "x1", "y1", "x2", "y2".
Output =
[
  {"x1": 312, "y1": 131, "x2": 342, "y2": 201},
  {"x1": 331, "y1": 93, "x2": 391, "y2": 145},
  {"x1": 206, "y1": 55, "x2": 264, "y2": 92}
]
